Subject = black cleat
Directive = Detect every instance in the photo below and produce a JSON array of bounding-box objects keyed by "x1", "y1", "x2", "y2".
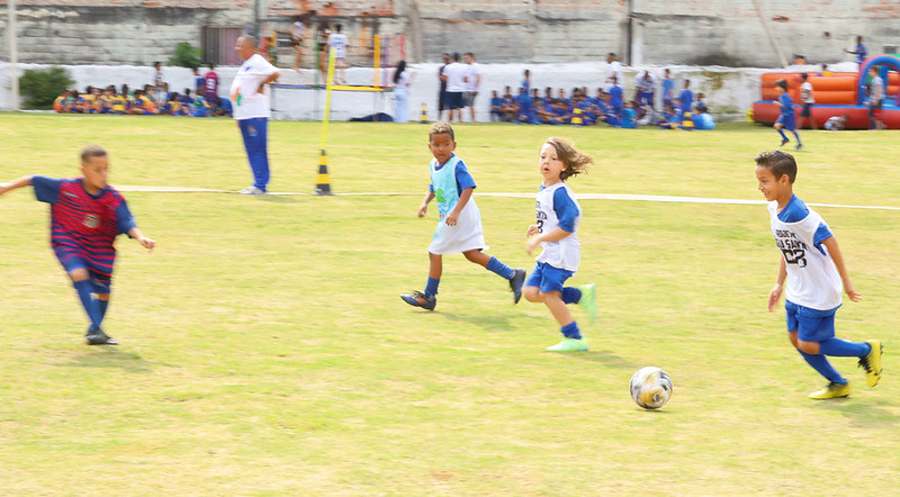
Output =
[
  {"x1": 401, "y1": 290, "x2": 437, "y2": 311},
  {"x1": 509, "y1": 269, "x2": 526, "y2": 304},
  {"x1": 85, "y1": 331, "x2": 119, "y2": 346}
]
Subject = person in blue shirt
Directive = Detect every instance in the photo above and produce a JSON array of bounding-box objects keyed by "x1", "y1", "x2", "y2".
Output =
[
  {"x1": 661, "y1": 68, "x2": 675, "y2": 108},
  {"x1": 620, "y1": 102, "x2": 637, "y2": 128},
  {"x1": 845, "y1": 35, "x2": 867, "y2": 65},
  {"x1": 500, "y1": 86, "x2": 516, "y2": 122},
  {"x1": 489, "y1": 90, "x2": 503, "y2": 122},
  {"x1": 193, "y1": 67, "x2": 205, "y2": 94},
  {"x1": 575, "y1": 93, "x2": 595, "y2": 125},
  {"x1": 608, "y1": 76, "x2": 624, "y2": 121},
  {"x1": 521, "y1": 69, "x2": 531, "y2": 93},
  {"x1": 543, "y1": 87, "x2": 554, "y2": 110},
  {"x1": 774, "y1": 79, "x2": 802, "y2": 150},
  {"x1": 676, "y1": 79, "x2": 693, "y2": 123},
  {"x1": 516, "y1": 87, "x2": 537, "y2": 124}
]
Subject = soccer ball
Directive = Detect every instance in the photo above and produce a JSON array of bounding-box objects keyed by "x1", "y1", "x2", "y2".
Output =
[{"x1": 629, "y1": 367, "x2": 673, "y2": 410}]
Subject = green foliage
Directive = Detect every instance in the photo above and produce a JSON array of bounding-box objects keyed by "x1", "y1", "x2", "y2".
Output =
[
  {"x1": 18, "y1": 66, "x2": 74, "y2": 109},
  {"x1": 169, "y1": 42, "x2": 204, "y2": 69}
]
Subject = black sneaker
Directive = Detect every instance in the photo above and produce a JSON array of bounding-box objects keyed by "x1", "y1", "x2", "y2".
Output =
[
  {"x1": 509, "y1": 269, "x2": 526, "y2": 304},
  {"x1": 85, "y1": 331, "x2": 119, "y2": 346},
  {"x1": 401, "y1": 290, "x2": 437, "y2": 311},
  {"x1": 779, "y1": 138, "x2": 789, "y2": 147}
]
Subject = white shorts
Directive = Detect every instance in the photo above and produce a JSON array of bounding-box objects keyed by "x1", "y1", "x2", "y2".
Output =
[{"x1": 428, "y1": 201, "x2": 486, "y2": 254}]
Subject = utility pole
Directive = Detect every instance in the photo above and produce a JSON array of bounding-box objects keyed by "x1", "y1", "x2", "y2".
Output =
[
  {"x1": 253, "y1": 0, "x2": 261, "y2": 37},
  {"x1": 8, "y1": 0, "x2": 18, "y2": 111}
]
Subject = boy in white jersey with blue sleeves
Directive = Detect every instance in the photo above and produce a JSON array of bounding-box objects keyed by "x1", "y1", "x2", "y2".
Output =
[
  {"x1": 755, "y1": 151, "x2": 882, "y2": 399},
  {"x1": 524, "y1": 138, "x2": 598, "y2": 352},
  {"x1": 402, "y1": 122, "x2": 526, "y2": 311}
]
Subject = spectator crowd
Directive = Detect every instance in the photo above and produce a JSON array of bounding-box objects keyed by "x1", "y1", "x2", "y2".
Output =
[
  {"x1": 53, "y1": 63, "x2": 232, "y2": 118},
  {"x1": 436, "y1": 52, "x2": 715, "y2": 129}
]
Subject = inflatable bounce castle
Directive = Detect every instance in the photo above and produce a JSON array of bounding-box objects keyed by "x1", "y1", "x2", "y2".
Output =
[{"x1": 753, "y1": 55, "x2": 900, "y2": 129}]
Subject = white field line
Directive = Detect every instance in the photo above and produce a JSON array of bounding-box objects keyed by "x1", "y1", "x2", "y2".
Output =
[
  {"x1": 55, "y1": 185, "x2": 894, "y2": 212},
  {"x1": 4, "y1": 182, "x2": 895, "y2": 210}
]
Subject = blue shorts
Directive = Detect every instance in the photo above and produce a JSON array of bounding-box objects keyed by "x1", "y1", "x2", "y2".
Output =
[
  {"x1": 525, "y1": 262, "x2": 574, "y2": 294},
  {"x1": 54, "y1": 246, "x2": 113, "y2": 291},
  {"x1": 785, "y1": 300, "x2": 837, "y2": 342},
  {"x1": 776, "y1": 114, "x2": 796, "y2": 131},
  {"x1": 446, "y1": 92, "x2": 464, "y2": 110}
]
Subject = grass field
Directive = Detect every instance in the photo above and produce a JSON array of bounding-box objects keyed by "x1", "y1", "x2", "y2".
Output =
[{"x1": 1, "y1": 114, "x2": 898, "y2": 496}]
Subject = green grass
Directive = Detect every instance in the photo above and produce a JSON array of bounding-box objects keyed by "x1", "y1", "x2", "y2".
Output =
[{"x1": 1, "y1": 114, "x2": 898, "y2": 496}]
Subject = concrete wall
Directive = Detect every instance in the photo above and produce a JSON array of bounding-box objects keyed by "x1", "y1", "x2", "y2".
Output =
[
  {"x1": 2, "y1": 60, "x2": 863, "y2": 120},
  {"x1": 0, "y1": 1, "x2": 897, "y2": 67}
]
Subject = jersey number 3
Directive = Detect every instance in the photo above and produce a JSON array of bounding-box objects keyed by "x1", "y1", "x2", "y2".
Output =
[{"x1": 781, "y1": 248, "x2": 807, "y2": 268}]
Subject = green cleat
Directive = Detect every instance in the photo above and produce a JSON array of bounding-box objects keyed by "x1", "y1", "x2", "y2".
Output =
[
  {"x1": 578, "y1": 283, "x2": 598, "y2": 324},
  {"x1": 545, "y1": 338, "x2": 589, "y2": 352}
]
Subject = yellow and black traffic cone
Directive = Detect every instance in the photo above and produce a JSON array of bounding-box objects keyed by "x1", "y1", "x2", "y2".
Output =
[
  {"x1": 419, "y1": 103, "x2": 429, "y2": 124},
  {"x1": 315, "y1": 149, "x2": 333, "y2": 195}
]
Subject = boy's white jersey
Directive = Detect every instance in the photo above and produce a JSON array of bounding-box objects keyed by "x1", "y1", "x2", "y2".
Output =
[
  {"x1": 328, "y1": 33, "x2": 348, "y2": 58},
  {"x1": 536, "y1": 182, "x2": 581, "y2": 271},
  {"x1": 768, "y1": 199, "x2": 842, "y2": 310}
]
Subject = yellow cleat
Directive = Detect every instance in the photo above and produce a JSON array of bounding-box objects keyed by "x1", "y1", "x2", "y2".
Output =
[
  {"x1": 859, "y1": 340, "x2": 883, "y2": 388},
  {"x1": 808, "y1": 382, "x2": 851, "y2": 400}
]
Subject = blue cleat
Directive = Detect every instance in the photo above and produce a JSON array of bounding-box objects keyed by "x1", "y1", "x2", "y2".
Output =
[
  {"x1": 401, "y1": 290, "x2": 436, "y2": 311},
  {"x1": 509, "y1": 269, "x2": 526, "y2": 304}
]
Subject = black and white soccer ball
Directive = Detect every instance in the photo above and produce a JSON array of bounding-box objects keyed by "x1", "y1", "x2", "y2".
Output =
[{"x1": 629, "y1": 367, "x2": 673, "y2": 410}]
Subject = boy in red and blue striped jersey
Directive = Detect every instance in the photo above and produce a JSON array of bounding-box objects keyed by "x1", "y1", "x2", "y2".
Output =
[{"x1": 0, "y1": 146, "x2": 155, "y2": 345}]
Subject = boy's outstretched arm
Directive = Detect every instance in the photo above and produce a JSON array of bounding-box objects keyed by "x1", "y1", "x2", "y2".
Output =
[
  {"x1": 768, "y1": 256, "x2": 786, "y2": 312},
  {"x1": 526, "y1": 227, "x2": 571, "y2": 255},
  {"x1": 418, "y1": 191, "x2": 435, "y2": 217},
  {"x1": 822, "y1": 236, "x2": 861, "y2": 302},
  {"x1": 128, "y1": 227, "x2": 156, "y2": 251},
  {"x1": 0, "y1": 176, "x2": 34, "y2": 196},
  {"x1": 445, "y1": 187, "x2": 473, "y2": 226}
]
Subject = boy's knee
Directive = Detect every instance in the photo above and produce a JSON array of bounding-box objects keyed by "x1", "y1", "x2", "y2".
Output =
[
  {"x1": 539, "y1": 290, "x2": 561, "y2": 302},
  {"x1": 68, "y1": 268, "x2": 89, "y2": 282},
  {"x1": 523, "y1": 287, "x2": 542, "y2": 302},
  {"x1": 797, "y1": 340, "x2": 819, "y2": 355}
]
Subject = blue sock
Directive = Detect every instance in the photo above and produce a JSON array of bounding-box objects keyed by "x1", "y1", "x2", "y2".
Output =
[
  {"x1": 73, "y1": 280, "x2": 102, "y2": 332},
  {"x1": 561, "y1": 322, "x2": 582, "y2": 339},
  {"x1": 92, "y1": 282, "x2": 109, "y2": 325},
  {"x1": 777, "y1": 128, "x2": 788, "y2": 141},
  {"x1": 424, "y1": 277, "x2": 440, "y2": 298},
  {"x1": 820, "y1": 338, "x2": 869, "y2": 358},
  {"x1": 561, "y1": 287, "x2": 582, "y2": 304},
  {"x1": 799, "y1": 351, "x2": 846, "y2": 384},
  {"x1": 791, "y1": 130, "x2": 802, "y2": 144},
  {"x1": 486, "y1": 256, "x2": 515, "y2": 280}
]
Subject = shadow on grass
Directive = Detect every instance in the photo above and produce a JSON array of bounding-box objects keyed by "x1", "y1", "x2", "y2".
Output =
[
  {"x1": 255, "y1": 194, "x2": 301, "y2": 203},
  {"x1": 440, "y1": 311, "x2": 546, "y2": 333},
  {"x1": 562, "y1": 349, "x2": 639, "y2": 370},
  {"x1": 58, "y1": 348, "x2": 153, "y2": 373},
  {"x1": 814, "y1": 398, "x2": 900, "y2": 428}
]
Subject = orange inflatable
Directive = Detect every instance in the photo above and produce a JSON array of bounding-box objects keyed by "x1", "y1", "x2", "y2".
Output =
[{"x1": 753, "y1": 55, "x2": 900, "y2": 129}]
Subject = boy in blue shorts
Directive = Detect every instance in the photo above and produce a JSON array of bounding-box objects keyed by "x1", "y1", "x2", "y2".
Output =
[
  {"x1": 774, "y1": 79, "x2": 802, "y2": 150},
  {"x1": 524, "y1": 138, "x2": 597, "y2": 352},
  {"x1": 401, "y1": 122, "x2": 526, "y2": 311},
  {"x1": 0, "y1": 146, "x2": 156, "y2": 345},
  {"x1": 755, "y1": 151, "x2": 882, "y2": 399}
]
